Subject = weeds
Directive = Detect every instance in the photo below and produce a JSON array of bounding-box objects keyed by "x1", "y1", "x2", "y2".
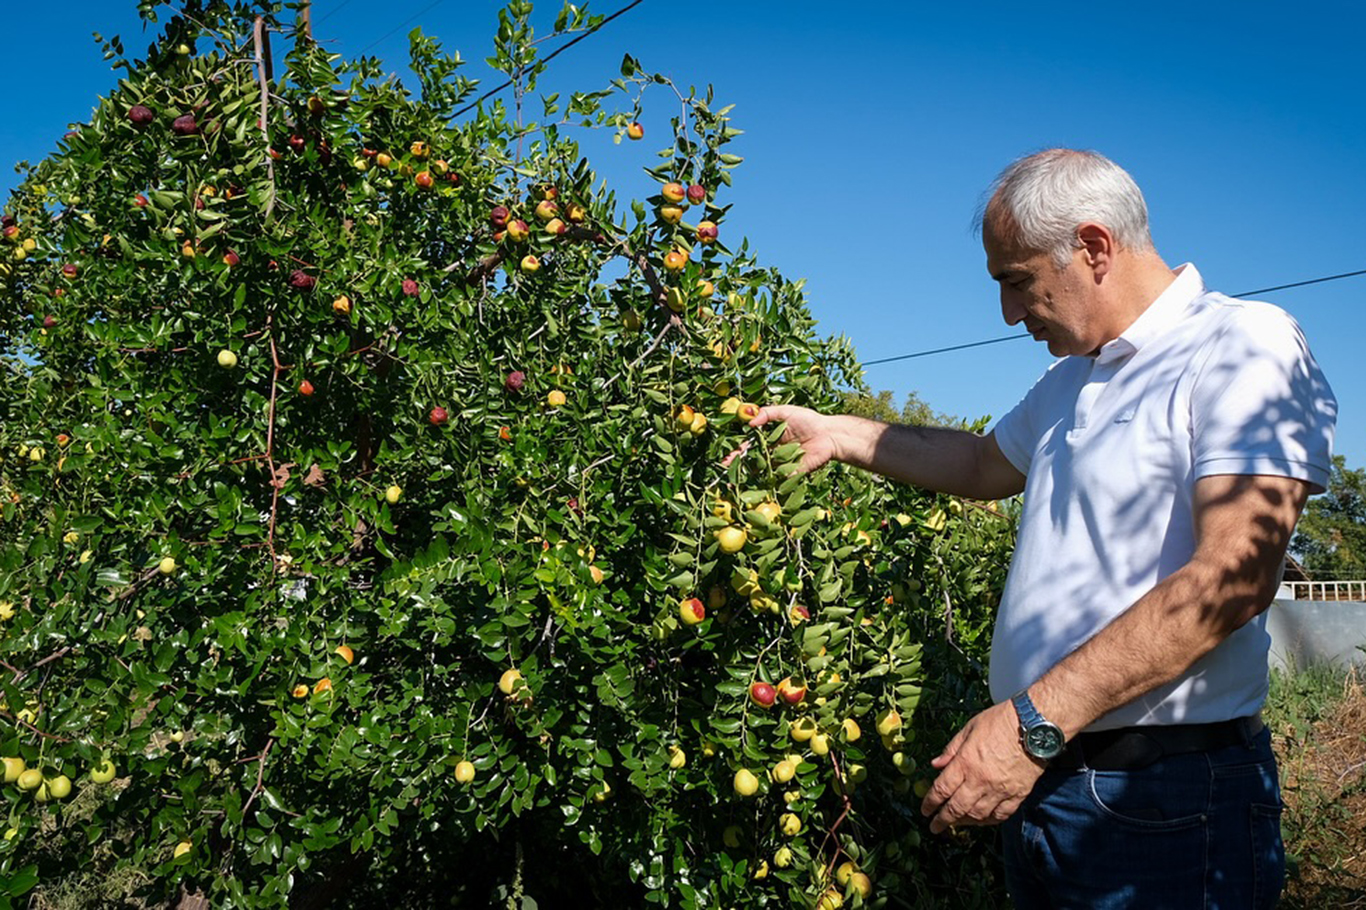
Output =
[{"x1": 1267, "y1": 664, "x2": 1366, "y2": 909}]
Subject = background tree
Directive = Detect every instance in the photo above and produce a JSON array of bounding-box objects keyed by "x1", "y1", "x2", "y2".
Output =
[
  {"x1": 839, "y1": 389, "x2": 961, "y2": 429},
  {"x1": 1292, "y1": 455, "x2": 1366, "y2": 580},
  {"x1": 0, "y1": 3, "x2": 1014, "y2": 907}
]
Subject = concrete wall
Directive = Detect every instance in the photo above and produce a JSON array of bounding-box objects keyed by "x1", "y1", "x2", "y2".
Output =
[{"x1": 1266, "y1": 599, "x2": 1366, "y2": 672}]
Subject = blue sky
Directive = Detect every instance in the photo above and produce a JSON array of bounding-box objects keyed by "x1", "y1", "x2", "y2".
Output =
[{"x1": 3, "y1": 1, "x2": 1363, "y2": 470}]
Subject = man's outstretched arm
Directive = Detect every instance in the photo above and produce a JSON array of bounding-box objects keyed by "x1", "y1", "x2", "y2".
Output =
[{"x1": 749, "y1": 405, "x2": 1026, "y2": 501}]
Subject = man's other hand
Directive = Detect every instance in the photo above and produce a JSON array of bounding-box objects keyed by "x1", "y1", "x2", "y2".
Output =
[{"x1": 920, "y1": 700, "x2": 1046, "y2": 835}]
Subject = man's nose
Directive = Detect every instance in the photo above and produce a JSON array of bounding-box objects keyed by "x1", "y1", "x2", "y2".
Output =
[{"x1": 1001, "y1": 293, "x2": 1026, "y2": 326}]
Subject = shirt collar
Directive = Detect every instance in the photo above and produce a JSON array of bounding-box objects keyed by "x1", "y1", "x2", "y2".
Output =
[{"x1": 1093, "y1": 263, "x2": 1204, "y2": 364}]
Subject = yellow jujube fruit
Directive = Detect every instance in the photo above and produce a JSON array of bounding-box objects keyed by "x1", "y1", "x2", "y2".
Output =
[
  {"x1": 817, "y1": 888, "x2": 844, "y2": 910},
  {"x1": 715, "y1": 526, "x2": 747, "y2": 554},
  {"x1": 731, "y1": 568, "x2": 759, "y2": 595},
  {"x1": 1, "y1": 758, "x2": 25, "y2": 783},
  {"x1": 45, "y1": 775, "x2": 72, "y2": 799},
  {"x1": 498, "y1": 669, "x2": 524, "y2": 695}
]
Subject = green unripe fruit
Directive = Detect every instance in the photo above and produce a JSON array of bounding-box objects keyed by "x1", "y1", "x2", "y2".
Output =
[
  {"x1": 46, "y1": 775, "x2": 72, "y2": 799},
  {"x1": 1, "y1": 757, "x2": 25, "y2": 783},
  {"x1": 90, "y1": 760, "x2": 116, "y2": 784}
]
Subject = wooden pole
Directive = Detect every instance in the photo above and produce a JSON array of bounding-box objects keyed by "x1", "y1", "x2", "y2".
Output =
[{"x1": 253, "y1": 16, "x2": 277, "y2": 221}]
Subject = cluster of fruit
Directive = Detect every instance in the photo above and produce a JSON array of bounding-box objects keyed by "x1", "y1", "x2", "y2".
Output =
[
  {"x1": 1, "y1": 754, "x2": 115, "y2": 804},
  {"x1": 484, "y1": 183, "x2": 598, "y2": 276},
  {"x1": 288, "y1": 645, "x2": 355, "y2": 699},
  {"x1": 1, "y1": 214, "x2": 38, "y2": 264},
  {"x1": 351, "y1": 137, "x2": 461, "y2": 192}
]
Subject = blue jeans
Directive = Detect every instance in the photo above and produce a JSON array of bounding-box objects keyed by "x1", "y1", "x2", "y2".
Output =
[{"x1": 1002, "y1": 726, "x2": 1285, "y2": 909}]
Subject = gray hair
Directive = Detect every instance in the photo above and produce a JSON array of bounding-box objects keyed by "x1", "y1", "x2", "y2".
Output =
[{"x1": 977, "y1": 149, "x2": 1155, "y2": 267}]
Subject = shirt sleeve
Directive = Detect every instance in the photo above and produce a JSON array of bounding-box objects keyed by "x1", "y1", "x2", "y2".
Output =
[
  {"x1": 991, "y1": 362, "x2": 1065, "y2": 476},
  {"x1": 1190, "y1": 302, "x2": 1337, "y2": 493}
]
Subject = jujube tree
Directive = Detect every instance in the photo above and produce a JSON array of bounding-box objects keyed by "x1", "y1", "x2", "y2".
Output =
[{"x1": 0, "y1": 2, "x2": 1013, "y2": 906}]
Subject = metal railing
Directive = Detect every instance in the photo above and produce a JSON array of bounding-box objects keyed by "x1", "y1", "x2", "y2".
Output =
[{"x1": 1283, "y1": 580, "x2": 1366, "y2": 602}]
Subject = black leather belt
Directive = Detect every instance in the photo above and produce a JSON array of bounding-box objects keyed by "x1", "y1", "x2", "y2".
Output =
[{"x1": 1051, "y1": 715, "x2": 1264, "y2": 771}]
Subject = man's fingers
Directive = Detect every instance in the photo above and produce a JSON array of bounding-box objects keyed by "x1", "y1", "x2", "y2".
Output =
[
  {"x1": 931, "y1": 721, "x2": 971, "y2": 769},
  {"x1": 920, "y1": 764, "x2": 961, "y2": 819},
  {"x1": 751, "y1": 404, "x2": 793, "y2": 425},
  {"x1": 719, "y1": 440, "x2": 752, "y2": 468},
  {"x1": 927, "y1": 782, "x2": 1010, "y2": 833},
  {"x1": 753, "y1": 404, "x2": 802, "y2": 432},
  {"x1": 928, "y1": 789, "x2": 978, "y2": 834}
]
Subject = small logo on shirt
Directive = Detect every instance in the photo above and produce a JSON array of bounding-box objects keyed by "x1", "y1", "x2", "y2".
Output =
[{"x1": 1114, "y1": 407, "x2": 1136, "y2": 423}]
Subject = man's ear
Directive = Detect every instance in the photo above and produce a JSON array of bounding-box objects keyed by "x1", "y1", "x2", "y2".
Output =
[{"x1": 1076, "y1": 222, "x2": 1114, "y2": 280}]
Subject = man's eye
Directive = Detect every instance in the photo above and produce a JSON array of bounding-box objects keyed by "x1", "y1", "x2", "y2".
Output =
[{"x1": 1009, "y1": 275, "x2": 1032, "y2": 289}]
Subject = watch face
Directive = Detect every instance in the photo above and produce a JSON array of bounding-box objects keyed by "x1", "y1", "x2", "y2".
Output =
[{"x1": 1025, "y1": 724, "x2": 1065, "y2": 759}]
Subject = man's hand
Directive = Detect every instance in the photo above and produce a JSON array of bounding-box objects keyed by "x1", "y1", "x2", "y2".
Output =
[
  {"x1": 920, "y1": 700, "x2": 1045, "y2": 835},
  {"x1": 747, "y1": 405, "x2": 839, "y2": 473}
]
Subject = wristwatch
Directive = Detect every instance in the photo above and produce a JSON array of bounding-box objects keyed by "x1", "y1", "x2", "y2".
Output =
[{"x1": 1011, "y1": 690, "x2": 1065, "y2": 761}]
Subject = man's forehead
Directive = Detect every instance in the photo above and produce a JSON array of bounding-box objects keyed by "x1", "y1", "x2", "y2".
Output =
[{"x1": 983, "y1": 229, "x2": 1041, "y2": 274}]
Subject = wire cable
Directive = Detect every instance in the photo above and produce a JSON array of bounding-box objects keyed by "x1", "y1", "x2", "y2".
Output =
[
  {"x1": 358, "y1": 0, "x2": 448, "y2": 55},
  {"x1": 863, "y1": 267, "x2": 1366, "y2": 367},
  {"x1": 863, "y1": 334, "x2": 1027, "y2": 365},
  {"x1": 315, "y1": 0, "x2": 357, "y2": 25},
  {"x1": 452, "y1": 0, "x2": 647, "y2": 119},
  {"x1": 1232, "y1": 268, "x2": 1366, "y2": 298}
]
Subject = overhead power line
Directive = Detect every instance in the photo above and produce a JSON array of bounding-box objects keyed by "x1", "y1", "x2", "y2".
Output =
[
  {"x1": 1233, "y1": 268, "x2": 1366, "y2": 298},
  {"x1": 863, "y1": 334, "x2": 1027, "y2": 366},
  {"x1": 315, "y1": 0, "x2": 357, "y2": 25},
  {"x1": 359, "y1": 0, "x2": 449, "y2": 55},
  {"x1": 863, "y1": 267, "x2": 1366, "y2": 367},
  {"x1": 452, "y1": 0, "x2": 646, "y2": 118}
]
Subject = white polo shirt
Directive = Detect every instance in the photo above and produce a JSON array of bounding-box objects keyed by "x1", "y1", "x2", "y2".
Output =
[{"x1": 990, "y1": 264, "x2": 1337, "y2": 730}]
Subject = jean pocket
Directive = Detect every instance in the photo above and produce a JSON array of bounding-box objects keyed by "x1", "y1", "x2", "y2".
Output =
[
  {"x1": 1251, "y1": 802, "x2": 1285, "y2": 909},
  {"x1": 1087, "y1": 768, "x2": 1208, "y2": 828}
]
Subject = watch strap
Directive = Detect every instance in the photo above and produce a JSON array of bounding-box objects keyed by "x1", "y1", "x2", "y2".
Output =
[
  {"x1": 1011, "y1": 690, "x2": 1046, "y2": 729},
  {"x1": 1011, "y1": 689, "x2": 1065, "y2": 760}
]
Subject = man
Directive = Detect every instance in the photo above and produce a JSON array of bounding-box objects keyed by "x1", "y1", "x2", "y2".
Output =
[{"x1": 754, "y1": 149, "x2": 1336, "y2": 908}]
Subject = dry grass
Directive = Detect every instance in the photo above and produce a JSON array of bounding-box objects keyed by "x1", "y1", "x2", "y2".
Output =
[{"x1": 1271, "y1": 664, "x2": 1366, "y2": 909}]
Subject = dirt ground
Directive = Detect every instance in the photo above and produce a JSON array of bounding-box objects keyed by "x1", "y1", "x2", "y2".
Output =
[{"x1": 1275, "y1": 669, "x2": 1366, "y2": 908}]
